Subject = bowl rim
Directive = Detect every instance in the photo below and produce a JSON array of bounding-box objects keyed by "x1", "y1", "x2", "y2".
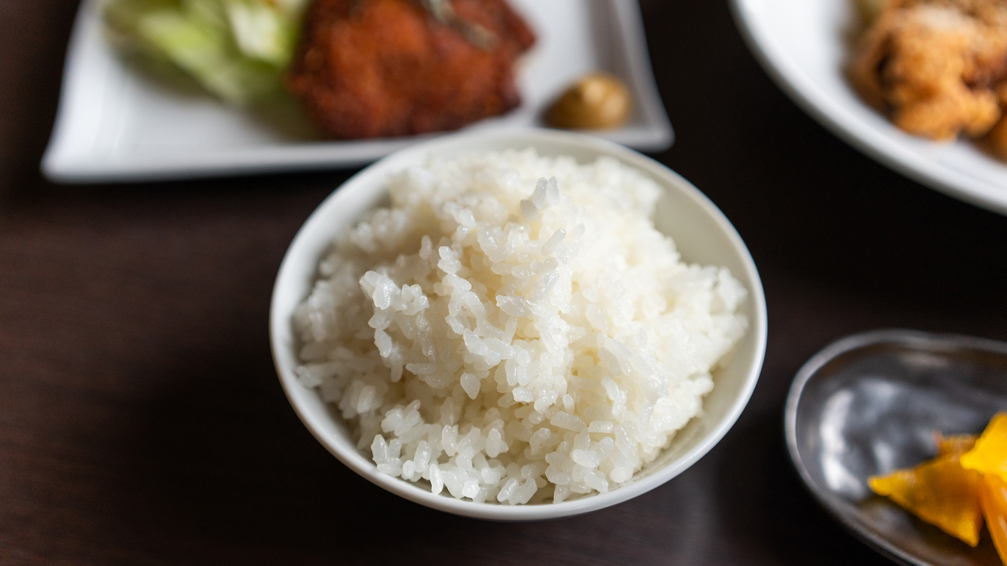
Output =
[{"x1": 269, "y1": 127, "x2": 768, "y2": 520}]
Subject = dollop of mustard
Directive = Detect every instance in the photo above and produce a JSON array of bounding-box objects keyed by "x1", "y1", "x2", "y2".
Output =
[{"x1": 545, "y1": 72, "x2": 632, "y2": 130}]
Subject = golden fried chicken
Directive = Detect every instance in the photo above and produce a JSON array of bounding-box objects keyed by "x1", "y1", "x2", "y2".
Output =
[
  {"x1": 850, "y1": 0, "x2": 1007, "y2": 149},
  {"x1": 286, "y1": 0, "x2": 535, "y2": 139}
]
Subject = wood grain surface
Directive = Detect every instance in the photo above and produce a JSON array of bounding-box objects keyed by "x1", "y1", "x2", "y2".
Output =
[{"x1": 2, "y1": 0, "x2": 1006, "y2": 564}]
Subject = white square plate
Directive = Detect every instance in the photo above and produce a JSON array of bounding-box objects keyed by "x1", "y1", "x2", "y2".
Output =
[
  {"x1": 730, "y1": 0, "x2": 1007, "y2": 216},
  {"x1": 42, "y1": 0, "x2": 673, "y2": 183}
]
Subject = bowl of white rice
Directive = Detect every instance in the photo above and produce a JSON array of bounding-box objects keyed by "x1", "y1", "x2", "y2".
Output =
[{"x1": 270, "y1": 128, "x2": 767, "y2": 520}]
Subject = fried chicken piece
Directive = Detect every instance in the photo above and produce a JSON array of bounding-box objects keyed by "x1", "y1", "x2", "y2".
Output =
[
  {"x1": 286, "y1": 0, "x2": 535, "y2": 139},
  {"x1": 983, "y1": 82, "x2": 1007, "y2": 156},
  {"x1": 850, "y1": 0, "x2": 1007, "y2": 141}
]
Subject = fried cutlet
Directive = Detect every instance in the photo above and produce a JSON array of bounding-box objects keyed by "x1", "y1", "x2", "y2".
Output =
[
  {"x1": 850, "y1": 0, "x2": 1007, "y2": 148},
  {"x1": 286, "y1": 0, "x2": 535, "y2": 139}
]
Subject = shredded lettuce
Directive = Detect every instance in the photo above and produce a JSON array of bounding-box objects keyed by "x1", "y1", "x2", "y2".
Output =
[{"x1": 104, "y1": 0, "x2": 308, "y2": 104}]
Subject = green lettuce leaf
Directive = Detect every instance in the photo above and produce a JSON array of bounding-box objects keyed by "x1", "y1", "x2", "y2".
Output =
[{"x1": 103, "y1": 0, "x2": 308, "y2": 105}]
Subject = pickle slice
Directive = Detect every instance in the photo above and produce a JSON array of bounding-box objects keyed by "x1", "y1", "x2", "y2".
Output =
[
  {"x1": 961, "y1": 413, "x2": 1007, "y2": 483},
  {"x1": 937, "y1": 433, "x2": 978, "y2": 457},
  {"x1": 981, "y1": 474, "x2": 1007, "y2": 566},
  {"x1": 869, "y1": 454, "x2": 984, "y2": 547}
]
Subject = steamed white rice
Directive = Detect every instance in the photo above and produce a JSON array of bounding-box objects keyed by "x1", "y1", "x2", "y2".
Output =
[{"x1": 293, "y1": 149, "x2": 747, "y2": 504}]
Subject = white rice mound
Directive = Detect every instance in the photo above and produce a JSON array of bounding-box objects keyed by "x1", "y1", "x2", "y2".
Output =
[{"x1": 293, "y1": 149, "x2": 748, "y2": 505}]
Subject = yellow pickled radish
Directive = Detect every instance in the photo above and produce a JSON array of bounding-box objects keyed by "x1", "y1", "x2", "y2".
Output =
[
  {"x1": 961, "y1": 413, "x2": 1007, "y2": 483},
  {"x1": 981, "y1": 474, "x2": 1007, "y2": 566},
  {"x1": 869, "y1": 454, "x2": 984, "y2": 546},
  {"x1": 937, "y1": 433, "x2": 978, "y2": 457}
]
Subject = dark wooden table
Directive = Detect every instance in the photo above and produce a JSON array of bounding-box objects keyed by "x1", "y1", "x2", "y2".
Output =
[{"x1": 3, "y1": 1, "x2": 1006, "y2": 564}]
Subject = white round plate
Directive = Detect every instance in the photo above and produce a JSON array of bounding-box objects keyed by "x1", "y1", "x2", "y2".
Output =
[{"x1": 729, "y1": 0, "x2": 1007, "y2": 216}]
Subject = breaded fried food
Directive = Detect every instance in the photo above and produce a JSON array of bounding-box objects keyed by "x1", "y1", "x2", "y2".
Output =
[
  {"x1": 286, "y1": 0, "x2": 535, "y2": 139},
  {"x1": 850, "y1": 0, "x2": 1007, "y2": 148}
]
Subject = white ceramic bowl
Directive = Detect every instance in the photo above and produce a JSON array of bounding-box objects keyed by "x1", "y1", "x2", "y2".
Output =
[{"x1": 269, "y1": 128, "x2": 768, "y2": 520}]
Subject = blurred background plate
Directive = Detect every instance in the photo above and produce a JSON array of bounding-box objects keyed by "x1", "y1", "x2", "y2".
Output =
[
  {"x1": 730, "y1": 0, "x2": 1007, "y2": 216},
  {"x1": 786, "y1": 329, "x2": 1007, "y2": 566},
  {"x1": 41, "y1": 0, "x2": 672, "y2": 183}
]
